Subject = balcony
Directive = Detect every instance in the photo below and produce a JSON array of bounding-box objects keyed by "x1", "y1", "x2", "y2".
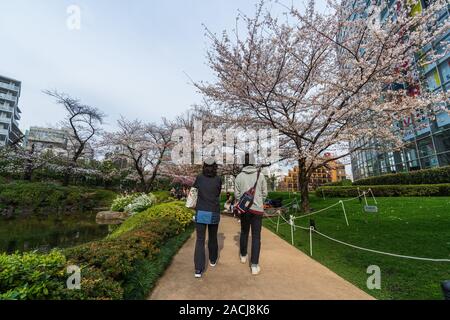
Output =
[
  {"x1": 0, "y1": 93, "x2": 16, "y2": 103},
  {"x1": 0, "y1": 128, "x2": 8, "y2": 135},
  {"x1": 0, "y1": 117, "x2": 11, "y2": 124},
  {"x1": 0, "y1": 104, "x2": 13, "y2": 113},
  {"x1": 0, "y1": 82, "x2": 19, "y2": 92}
]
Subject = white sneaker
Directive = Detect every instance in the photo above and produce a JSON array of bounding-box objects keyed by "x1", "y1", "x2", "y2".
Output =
[
  {"x1": 251, "y1": 265, "x2": 261, "y2": 275},
  {"x1": 209, "y1": 260, "x2": 217, "y2": 267},
  {"x1": 240, "y1": 255, "x2": 247, "y2": 264},
  {"x1": 194, "y1": 270, "x2": 202, "y2": 278}
]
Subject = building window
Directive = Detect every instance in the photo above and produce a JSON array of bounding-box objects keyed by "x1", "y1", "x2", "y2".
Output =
[{"x1": 438, "y1": 59, "x2": 450, "y2": 85}]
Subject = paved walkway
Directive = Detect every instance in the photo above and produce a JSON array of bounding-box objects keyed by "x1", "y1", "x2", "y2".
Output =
[{"x1": 149, "y1": 215, "x2": 374, "y2": 300}]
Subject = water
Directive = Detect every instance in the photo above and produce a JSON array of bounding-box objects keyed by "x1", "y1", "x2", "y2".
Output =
[{"x1": 0, "y1": 213, "x2": 110, "y2": 254}]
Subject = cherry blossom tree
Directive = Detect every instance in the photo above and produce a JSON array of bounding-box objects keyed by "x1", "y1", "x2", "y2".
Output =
[
  {"x1": 44, "y1": 90, "x2": 105, "y2": 185},
  {"x1": 196, "y1": 0, "x2": 449, "y2": 211},
  {"x1": 102, "y1": 117, "x2": 174, "y2": 192}
]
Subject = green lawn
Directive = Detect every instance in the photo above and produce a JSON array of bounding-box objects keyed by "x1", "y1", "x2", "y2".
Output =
[{"x1": 263, "y1": 194, "x2": 450, "y2": 300}]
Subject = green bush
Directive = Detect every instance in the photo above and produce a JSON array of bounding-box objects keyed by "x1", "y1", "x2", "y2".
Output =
[
  {"x1": 151, "y1": 190, "x2": 174, "y2": 203},
  {"x1": 316, "y1": 184, "x2": 450, "y2": 198},
  {"x1": 0, "y1": 181, "x2": 116, "y2": 213},
  {"x1": 64, "y1": 216, "x2": 184, "y2": 299},
  {"x1": 124, "y1": 194, "x2": 156, "y2": 214},
  {"x1": 0, "y1": 250, "x2": 67, "y2": 300},
  {"x1": 123, "y1": 224, "x2": 195, "y2": 299},
  {"x1": 111, "y1": 203, "x2": 194, "y2": 238},
  {"x1": 323, "y1": 179, "x2": 353, "y2": 187},
  {"x1": 353, "y1": 166, "x2": 450, "y2": 186},
  {"x1": 110, "y1": 194, "x2": 140, "y2": 212}
]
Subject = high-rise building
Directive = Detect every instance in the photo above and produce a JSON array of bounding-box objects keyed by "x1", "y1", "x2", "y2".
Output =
[
  {"x1": 348, "y1": 1, "x2": 450, "y2": 181},
  {"x1": 0, "y1": 75, "x2": 22, "y2": 147}
]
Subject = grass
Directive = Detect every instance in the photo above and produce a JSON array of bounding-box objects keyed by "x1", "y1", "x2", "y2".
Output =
[
  {"x1": 123, "y1": 224, "x2": 195, "y2": 300},
  {"x1": 263, "y1": 194, "x2": 450, "y2": 300}
]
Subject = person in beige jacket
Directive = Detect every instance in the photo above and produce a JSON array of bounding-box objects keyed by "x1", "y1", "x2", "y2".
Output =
[{"x1": 234, "y1": 153, "x2": 268, "y2": 275}]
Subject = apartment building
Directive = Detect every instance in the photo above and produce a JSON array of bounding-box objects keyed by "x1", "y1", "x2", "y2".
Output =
[
  {"x1": 279, "y1": 154, "x2": 347, "y2": 191},
  {"x1": 0, "y1": 75, "x2": 22, "y2": 147},
  {"x1": 23, "y1": 126, "x2": 95, "y2": 160}
]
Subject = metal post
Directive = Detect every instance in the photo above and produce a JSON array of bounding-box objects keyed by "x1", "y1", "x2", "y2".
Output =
[
  {"x1": 340, "y1": 200, "x2": 349, "y2": 226},
  {"x1": 309, "y1": 227, "x2": 313, "y2": 257},
  {"x1": 289, "y1": 215, "x2": 294, "y2": 246},
  {"x1": 369, "y1": 188, "x2": 378, "y2": 205},
  {"x1": 276, "y1": 213, "x2": 280, "y2": 233}
]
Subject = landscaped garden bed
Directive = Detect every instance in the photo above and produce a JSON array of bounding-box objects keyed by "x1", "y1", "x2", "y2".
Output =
[{"x1": 0, "y1": 196, "x2": 195, "y2": 300}]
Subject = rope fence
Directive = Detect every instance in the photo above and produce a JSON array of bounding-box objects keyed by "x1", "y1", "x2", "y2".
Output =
[{"x1": 264, "y1": 191, "x2": 450, "y2": 263}]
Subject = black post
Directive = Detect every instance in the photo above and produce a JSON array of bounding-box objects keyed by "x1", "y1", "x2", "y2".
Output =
[
  {"x1": 309, "y1": 219, "x2": 316, "y2": 231},
  {"x1": 442, "y1": 281, "x2": 450, "y2": 300}
]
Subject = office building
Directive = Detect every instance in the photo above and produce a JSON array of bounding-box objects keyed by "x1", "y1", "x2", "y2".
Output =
[{"x1": 348, "y1": 1, "x2": 450, "y2": 180}]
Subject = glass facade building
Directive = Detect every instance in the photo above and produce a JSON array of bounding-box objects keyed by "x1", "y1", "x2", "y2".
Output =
[{"x1": 350, "y1": 1, "x2": 450, "y2": 181}]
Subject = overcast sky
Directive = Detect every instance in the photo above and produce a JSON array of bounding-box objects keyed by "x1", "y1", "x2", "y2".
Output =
[
  {"x1": 1, "y1": 0, "x2": 352, "y2": 176},
  {"x1": 0, "y1": 0, "x2": 327, "y2": 132}
]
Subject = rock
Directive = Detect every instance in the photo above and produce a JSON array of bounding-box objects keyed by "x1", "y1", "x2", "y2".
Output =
[{"x1": 96, "y1": 211, "x2": 129, "y2": 220}]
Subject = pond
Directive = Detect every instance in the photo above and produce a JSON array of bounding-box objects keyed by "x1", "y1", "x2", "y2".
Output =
[{"x1": 0, "y1": 213, "x2": 111, "y2": 254}]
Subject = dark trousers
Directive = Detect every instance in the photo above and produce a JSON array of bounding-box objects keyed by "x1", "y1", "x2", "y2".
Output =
[
  {"x1": 240, "y1": 214, "x2": 262, "y2": 265},
  {"x1": 194, "y1": 223, "x2": 219, "y2": 272}
]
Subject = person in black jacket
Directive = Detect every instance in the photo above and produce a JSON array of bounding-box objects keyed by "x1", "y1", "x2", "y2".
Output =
[{"x1": 193, "y1": 157, "x2": 222, "y2": 278}]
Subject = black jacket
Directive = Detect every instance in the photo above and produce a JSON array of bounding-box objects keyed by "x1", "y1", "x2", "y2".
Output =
[{"x1": 193, "y1": 174, "x2": 222, "y2": 213}]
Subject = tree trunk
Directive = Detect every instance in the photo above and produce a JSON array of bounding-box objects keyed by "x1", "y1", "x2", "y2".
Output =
[
  {"x1": 297, "y1": 158, "x2": 311, "y2": 213},
  {"x1": 63, "y1": 165, "x2": 72, "y2": 186},
  {"x1": 23, "y1": 145, "x2": 35, "y2": 181}
]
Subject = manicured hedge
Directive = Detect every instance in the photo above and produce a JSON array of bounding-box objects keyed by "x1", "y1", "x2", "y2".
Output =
[
  {"x1": 323, "y1": 179, "x2": 352, "y2": 187},
  {"x1": 110, "y1": 202, "x2": 194, "y2": 239},
  {"x1": 316, "y1": 184, "x2": 450, "y2": 198},
  {"x1": 353, "y1": 166, "x2": 450, "y2": 186}
]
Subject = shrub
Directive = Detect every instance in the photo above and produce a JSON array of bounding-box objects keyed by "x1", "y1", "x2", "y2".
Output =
[
  {"x1": 151, "y1": 190, "x2": 174, "y2": 203},
  {"x1": 353, "y1": 166, "x2": 450, "y2": 186},
  {"x1": 316, "y1": 184, "x2": 450, "y2": 198},
  {"x1": 110, "y1": 203, "x2": 191, "y2": 239},
  {"x1": 142, "y1": 202, "x2": 194, "y2": 228},
  {"x1": 124, "y1": 194, "x2": 156, "y2": 214},
  {"x1": 323, "y1": 179, "x2": 352, "y2": 187},
  {"x1": 64, "y1": 216, "x2": 184, "y2": 299},
  {"x1": 0, "y1": 250, "x2": 67, "y2": 300},
  {"x1": 0, "y1": 181, "x2": 116, "y2": 213},
  {"x1": 62, "y1": 266, "x2": 123, "y2": 300},
  {"x1": 110, "y1": 194, "x2": 140, "y2": 212},
  {"x1": 123, "y1": 224, "x2": 195, "y2": 300}
]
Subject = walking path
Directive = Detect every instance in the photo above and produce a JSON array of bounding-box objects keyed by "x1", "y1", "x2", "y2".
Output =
[{"x1": 149, "y1": 215, "x2": 374, "y2": 300}]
